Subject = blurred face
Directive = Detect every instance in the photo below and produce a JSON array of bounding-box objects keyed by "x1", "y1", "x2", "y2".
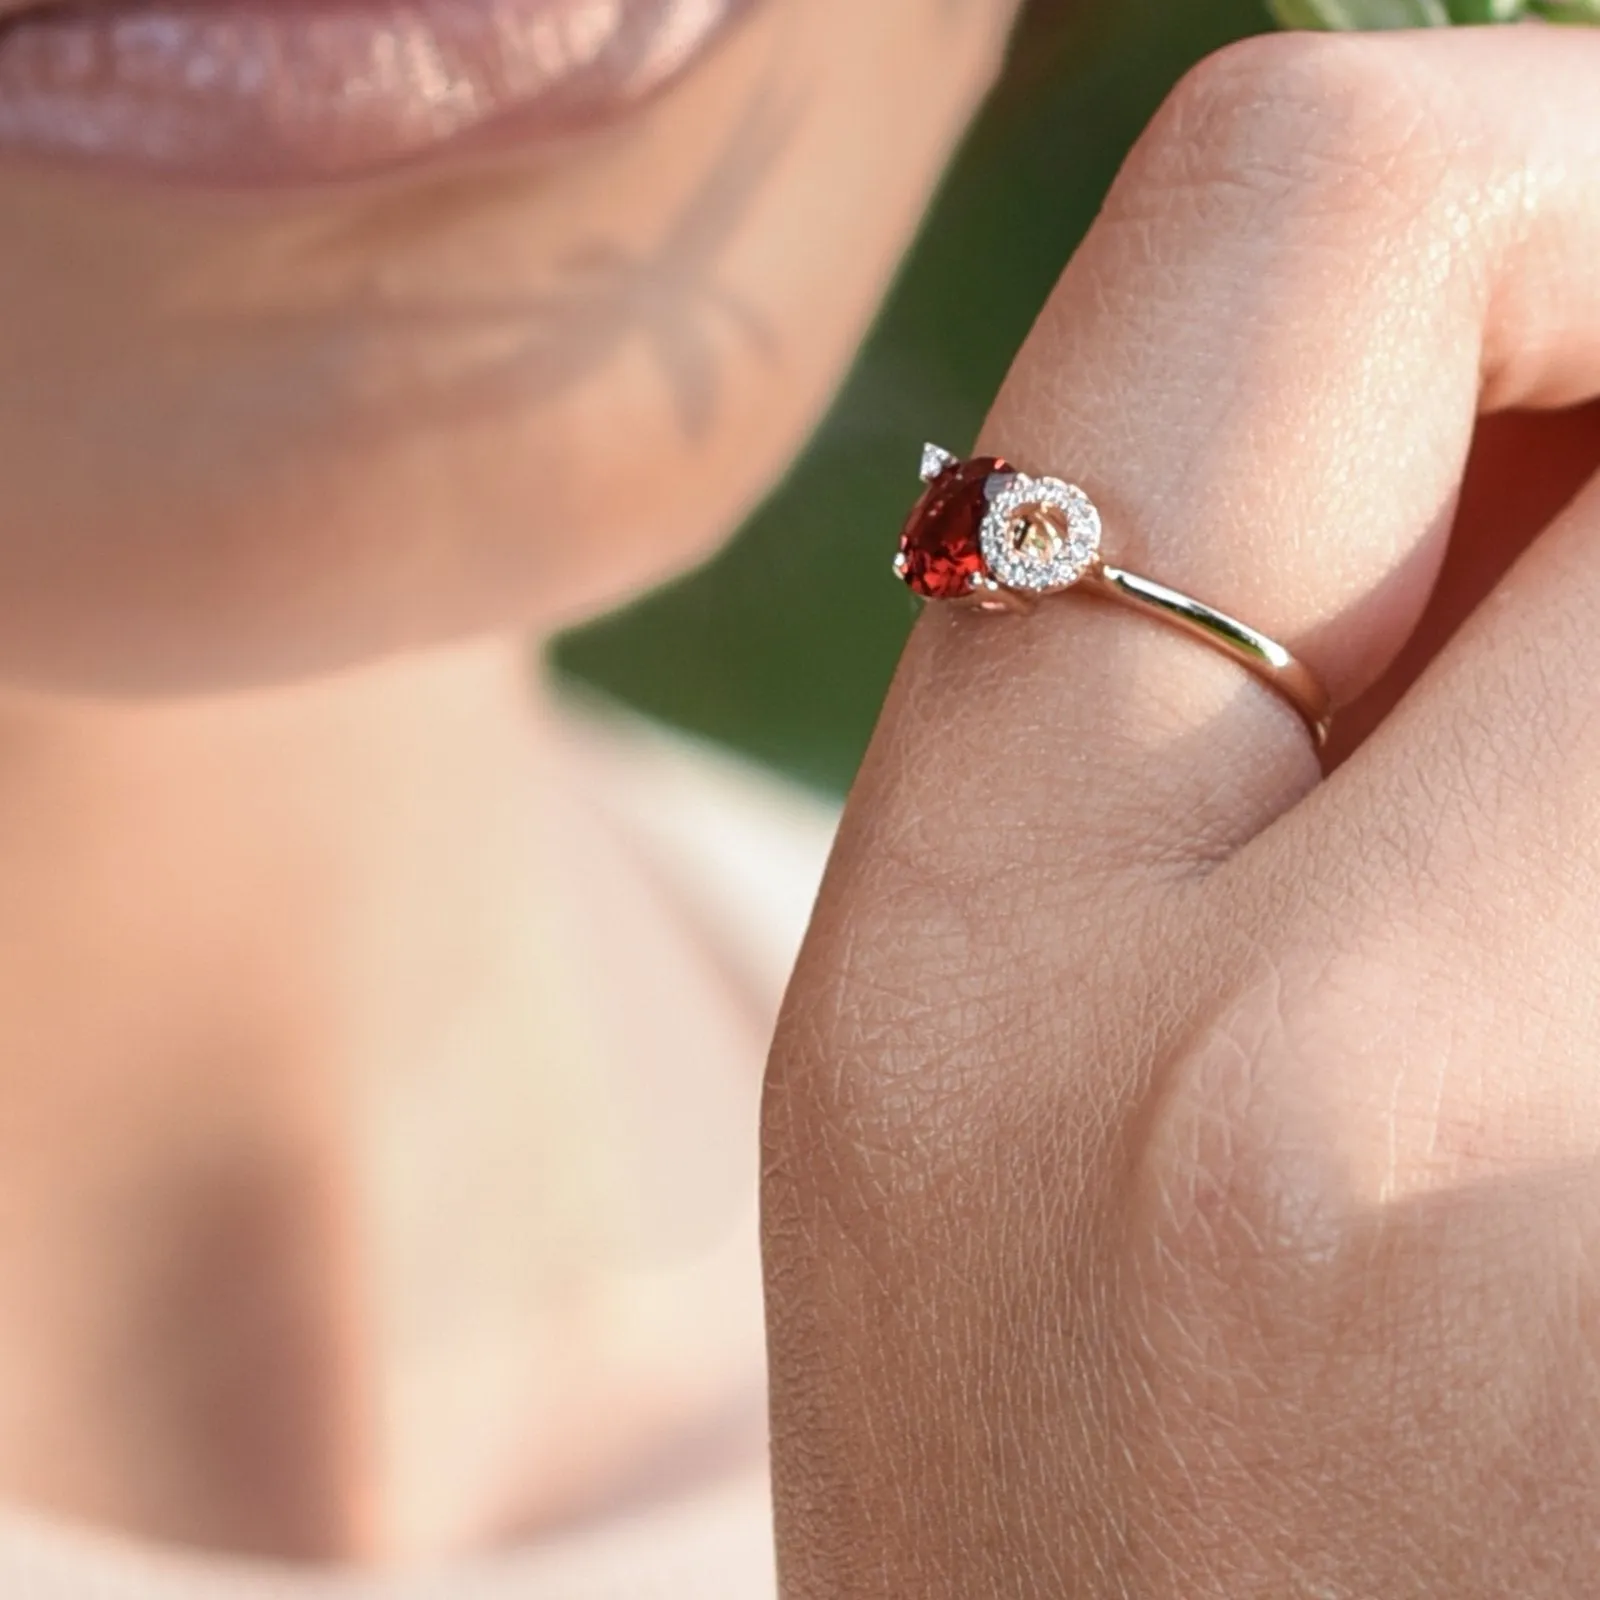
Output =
[{"x1": 0, "y1": 0, "x2": 1022, "y2": 693}]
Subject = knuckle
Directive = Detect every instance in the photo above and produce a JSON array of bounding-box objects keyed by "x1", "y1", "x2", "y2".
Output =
[
  {"x1": 1128, "y1": 946, "x2": 1352, "y2": 1287},
  {"x1": 1112, "y1": 32, "x2": 1462, "y2": 236}
]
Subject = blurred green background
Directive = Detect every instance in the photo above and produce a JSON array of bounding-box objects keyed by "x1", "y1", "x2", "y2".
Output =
[{"x1": 557, "y1": 0, "x2": 1280, "y2": 795}]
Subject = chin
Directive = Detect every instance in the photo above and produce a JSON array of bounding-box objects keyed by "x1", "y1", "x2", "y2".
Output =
[
  {"x1": 0, "y1": 321, "x2": 823, "y2": 698},
  {"x1": 0, "y1": 0, "x2": 1016, "y2": 698}
]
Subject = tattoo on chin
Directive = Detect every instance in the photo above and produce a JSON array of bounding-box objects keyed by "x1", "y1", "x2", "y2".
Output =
[
  {"x1": 240, "y1": 75, "x2": 800, "y2": 445},
  {"x1": 539, "y1": 80, "x2": 797, "y2": 438}
]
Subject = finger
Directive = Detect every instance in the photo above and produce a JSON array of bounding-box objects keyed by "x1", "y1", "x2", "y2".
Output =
[
  {"x1": 1324, "y1": 402, "x2": 1600, "y2": 764},
  {"x1": 1236, "y1": 451, "x2": 1600, "y2": 1207},
  {"x1": 1090, "y1": 464, "x2": 1600, "y2": 1600},
  {"x1": 771, "y1": 25, "x2": 1600, "y2": 1226},
  {"x1": 767, "y1": 28, "x2": 1600, "y2": 1596},
  {"x1": 887, "y1": 26, "x2": 1600, "y2": 886}
]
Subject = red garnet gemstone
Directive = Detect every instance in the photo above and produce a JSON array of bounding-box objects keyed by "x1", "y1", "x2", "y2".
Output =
[{"x1": 896, "y1": 456, "x2": 1008, "y2": 600}]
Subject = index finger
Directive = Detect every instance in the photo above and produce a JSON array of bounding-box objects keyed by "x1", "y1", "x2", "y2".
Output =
[
  {"x1": 902, "y1": 26, "x2": 1600, "y2": 883},
  {"x1": 766, "y1": 26, "x2": 1600, "y2": 1597}
]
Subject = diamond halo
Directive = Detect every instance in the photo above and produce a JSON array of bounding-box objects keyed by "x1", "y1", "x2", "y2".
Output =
[{"x1": 980, "y1": 473, "x2": 1102, "y2": 595}]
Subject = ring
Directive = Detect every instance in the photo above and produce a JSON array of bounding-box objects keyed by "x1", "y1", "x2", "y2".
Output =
[{"x1": 893, "y1": 444, "x2": 1333, "y2": 749}]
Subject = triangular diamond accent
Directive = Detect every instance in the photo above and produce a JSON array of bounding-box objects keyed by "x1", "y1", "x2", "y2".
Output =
[{"x1": 919, "y1": 443, "x2": 957, "y2": 484}]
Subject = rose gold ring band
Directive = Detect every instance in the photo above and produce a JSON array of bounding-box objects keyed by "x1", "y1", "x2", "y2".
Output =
[
  {"x1": 894, "y1": 444, "x2": 1332, "y2": 751},
  {"x1": 1081, "y1": 563, "x2": 1332, "y2": 748}
]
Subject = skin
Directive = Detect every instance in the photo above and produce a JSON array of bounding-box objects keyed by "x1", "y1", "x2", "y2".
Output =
[
  {"x1": 0, "y1": 0, "x2": 1022, "y2": 1566},
  {"x1": 765, "y1": 25, "x2": 1600, "y2": 1597},
  {"x1": 0, "y1": 0, "x2": 1013, "y2": 690},
  {"x1": 16, "y1": 3, "x2": 1600, "y2": 1592}
]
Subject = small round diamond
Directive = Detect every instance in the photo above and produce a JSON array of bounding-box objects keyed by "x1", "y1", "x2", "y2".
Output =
[{"x1": 980, "y1": 474, "x2": 1101, "y2": 594}]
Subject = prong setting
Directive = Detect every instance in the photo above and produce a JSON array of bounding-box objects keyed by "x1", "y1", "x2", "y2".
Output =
[{"x1": 965, "y1": 573, "x2": 1034, "y2": 615}]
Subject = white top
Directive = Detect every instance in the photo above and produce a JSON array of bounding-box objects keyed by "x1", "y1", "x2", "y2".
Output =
[{"x1": 0, "y1": 1477, "x2": 778, "y2": 1599}]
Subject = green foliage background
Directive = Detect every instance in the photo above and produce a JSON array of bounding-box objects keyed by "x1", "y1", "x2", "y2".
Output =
[
  {"x1": 555, "y1": 0, "x2": 1574, "y2": 793},
  {"x1": 1268, "y1": 0, "x2": 1598, "y2": 19}
]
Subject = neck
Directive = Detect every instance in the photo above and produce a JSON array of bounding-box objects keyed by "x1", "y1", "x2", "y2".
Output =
[{"x1": 0, "y1": 642, "x2": 766, "y2": 1565}]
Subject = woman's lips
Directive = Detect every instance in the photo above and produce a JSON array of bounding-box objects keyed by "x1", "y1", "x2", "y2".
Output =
[{"x1": 0, "y1": 0, "x2": 761, "y2": 184}]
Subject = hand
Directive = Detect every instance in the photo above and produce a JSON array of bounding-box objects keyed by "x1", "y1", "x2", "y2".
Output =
[{"x1": 763, "y1": 27, "x2": 1600, "y2": 1597}]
